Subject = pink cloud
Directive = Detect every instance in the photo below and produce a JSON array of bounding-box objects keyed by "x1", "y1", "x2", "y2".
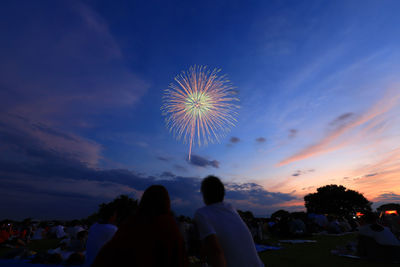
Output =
[
  {"x1": 344, "y1": 146, "x2": 400, "y2": 199},
  {"x1": 0, "y1": 113, "x2": 102, "y2": 166},
  {"x1": 278, "y1": 89, "x2": 400, "y2": 166}
]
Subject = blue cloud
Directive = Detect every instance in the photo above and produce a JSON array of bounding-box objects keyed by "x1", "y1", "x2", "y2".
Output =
[
  {"x1": 0, "y1": 112, "x2": 297, "y2": 219},
  {"x1": 255, "y1": 137, "x2": 266, "y2": 143},
  {"x1": 230, "y1": 137, "x2": 240, "y2": 143},
  {"x1": 0, "y1": 119, "x2": 296, "y2": 218},
  {"x1": 188, "y1": 154, "x2": 220, "y2": 168}
]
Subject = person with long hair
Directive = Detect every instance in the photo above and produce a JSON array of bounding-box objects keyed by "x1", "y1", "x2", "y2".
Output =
[{"x1": 92, "y1": 185, "x2": 188, "y2": 267}]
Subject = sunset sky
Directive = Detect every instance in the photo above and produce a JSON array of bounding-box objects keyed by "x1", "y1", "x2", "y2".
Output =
[{"x1": 1, "y1": 0, "x2": 400, "y2": 219}]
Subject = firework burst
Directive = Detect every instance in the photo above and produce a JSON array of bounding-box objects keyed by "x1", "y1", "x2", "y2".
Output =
[{"x1": 162, "y1": 65, "x2": 239, "y2": 160}]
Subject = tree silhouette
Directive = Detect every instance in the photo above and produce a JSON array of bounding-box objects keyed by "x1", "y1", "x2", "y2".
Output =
[
  {"x1": 85, "y1": 195, "x2": 139, "y2": 226},
  {"x1": 304, "y1": 184, "x2": 371, "y2": 216},
  {"x1": 237, "y1": 210, "x2": 255, "y2": 220},
  {"x1": 271, "y1": 210, "x2": 290, "y2": 220}
]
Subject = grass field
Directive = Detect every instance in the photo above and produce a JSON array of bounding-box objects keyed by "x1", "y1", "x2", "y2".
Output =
[
  {"x1": 258, "y1": 234, "x2": 398, "y2": 267},
  {"x1": 1, "y1": 234, "x2": 398, "y2": 266}
]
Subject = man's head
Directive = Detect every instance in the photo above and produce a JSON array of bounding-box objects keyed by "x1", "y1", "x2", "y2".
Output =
[{"x1": 201, "y1": 176, "x2": 225, "y2": 205}]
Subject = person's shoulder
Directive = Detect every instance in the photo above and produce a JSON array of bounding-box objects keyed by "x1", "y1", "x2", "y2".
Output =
[
  {"x1": 195, "y1": 205, "x2": 209, "y2": 215},
  {"x1": 216, "y1": 202, "x2": 238, "y2": 215},
  {"x1": 195, "y1": 204, "x2": 219, "y2": 219},
  {"x1": 194, "y1": 206, "x2": 213, "y2": 223},
  {"x1": 221, "y1": 202, "x2": 234, "y2": 210},
  {"x1": 106, "y1": 224, "x2": 118, "y2": 232},
  {"x1": 93, "y1": 223, "x2": 117, "y2": 232}
]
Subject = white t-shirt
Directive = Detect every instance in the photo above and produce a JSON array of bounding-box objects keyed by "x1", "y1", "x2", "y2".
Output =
[
  {"x1": 52, "y1": 225, "x2": 66, "y2": 239},
  {"x1": 85, "y1": 223, "x2": 118, "y2": 266},
  {"x1": 194, "y1": 202, "x2": 264, "y2": 267},
  {"x1": 359, "y1": 224, "x2": 400, "y2": 246},
  {"x1": 71, "y1": 225, "x2": 85, "y2": 239}
]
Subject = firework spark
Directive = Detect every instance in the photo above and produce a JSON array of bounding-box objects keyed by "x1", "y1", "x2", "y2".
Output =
[{"x1": 162, "y1": 65, "x2": 239, "y2": 160}]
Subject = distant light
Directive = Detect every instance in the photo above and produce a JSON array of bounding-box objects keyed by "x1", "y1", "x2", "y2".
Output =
[
  {"x1": 385, "y1": 210, "x2": 398, "y2": 215},
  {"x1": 356, "y1": 212, "x2": 364, "y2": 217}
]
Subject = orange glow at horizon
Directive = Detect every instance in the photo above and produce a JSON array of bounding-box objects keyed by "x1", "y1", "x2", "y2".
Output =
[{"x1": 251, "y1": 88, "x2": 400, "y2": 211}]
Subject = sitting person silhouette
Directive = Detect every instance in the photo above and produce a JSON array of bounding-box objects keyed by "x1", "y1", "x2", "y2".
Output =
[
  {"x1": 358, "y1": 211, "x2": 400, "y2": 261},
  {"x1": 194, "y1": 176, "x2": 264, "y2": 267},
  {"x1": 85, "y1": 203, "x2": 118, "y2": 266},
  {"x1": 92, "y1": 185, "x2": 188, "y2": 267}
]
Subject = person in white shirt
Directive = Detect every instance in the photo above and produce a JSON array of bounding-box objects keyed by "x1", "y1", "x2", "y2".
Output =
[
  {"x1": 52, "y1": 224, "x2": 67, "y2": 239},
  {"x1": 357, "y1": 212, "x2": 400, "y2": 261},
  {"x1": 85, "y1": 206, "x2": 118, "y2": 266},
  {"x1": 194, "y1": 176, "x2": 264, "y2": 267},
  {"x1": 358, "y1": 212, "x2": 400, "y2": 247}
]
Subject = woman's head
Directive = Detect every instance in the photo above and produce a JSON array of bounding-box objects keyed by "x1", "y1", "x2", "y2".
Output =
[{"x1": 138, "y1": 185, "x2": 171, "y2": 217}]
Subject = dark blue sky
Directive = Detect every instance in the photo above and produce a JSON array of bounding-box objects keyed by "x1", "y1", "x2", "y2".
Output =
[{"x1": 1, "y1": 0, "x2": 400, "y2": 219}]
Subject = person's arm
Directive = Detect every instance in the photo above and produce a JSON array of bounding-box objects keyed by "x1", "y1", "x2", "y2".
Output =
[{"x1": 203, "y1": 234, "x2": 226, "y2": 267}]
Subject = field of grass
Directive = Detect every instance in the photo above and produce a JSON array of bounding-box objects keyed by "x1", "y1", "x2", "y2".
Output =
[
  {"x1": 258, "y1": 234, "x2": 398, "y2": 267},
  {"x1": 0, "y1": 239, "x2": 60, "y2": 258},
  {"x1": 1, "y1": 234, "x2": 399, "y2": 266}
]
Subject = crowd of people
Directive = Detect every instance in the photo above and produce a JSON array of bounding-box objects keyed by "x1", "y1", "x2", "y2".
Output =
[
  {"x1": 0, "y1": 219, "x2": 88, "y2": 264},
  {"x1": 1, "y1": 175, "x2": 400, "y2": 266}
]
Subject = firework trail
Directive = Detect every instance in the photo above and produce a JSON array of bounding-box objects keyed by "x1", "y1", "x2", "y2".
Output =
[{"x1": 162, "y1": 65, "x2": 239, "y2": 160}]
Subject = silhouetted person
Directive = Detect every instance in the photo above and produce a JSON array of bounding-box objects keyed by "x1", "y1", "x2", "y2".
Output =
[
  {"x1": 92, "y1": 185, "x2": 188, "y2": 267},
  {"x1": 358, "y1": 212, "x2": 400, "y2": 261},
  {"x1": 85, "y1": 204, "x2": 118, "y2": 266},
  {"x1": 194, "y1": 176, "x2": 263, "y2": 267}
]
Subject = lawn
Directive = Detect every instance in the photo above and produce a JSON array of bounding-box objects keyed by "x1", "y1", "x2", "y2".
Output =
[
  {"x1": 258, "y1": 234, "x2": 398, "y2": 267},
  {"x1": 1, "y1": 234, "x2": 398, "y2": 266},
  {"x1": 0, "y1": 239, "x2": 60, "y2": 258}
]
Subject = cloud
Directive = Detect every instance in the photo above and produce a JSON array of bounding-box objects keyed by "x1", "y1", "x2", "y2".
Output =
[
  {"x1": 345, "y1": 148, "x2": 400, "y2": 200},
  {"x1": 74, "y1": 2, "x2": 122, "y2": 58},
  {"x1": 0, "y1": 113, "x2": 102, "y2": 166},
  {"x1": 289, "y1": 129, "x2": 298, "y2": 138},
  {"x1": 174, "y1": 164, "x2": 188, "y2": 172},
  {"x1": 224, "y1": 182, "x2": 298, "y2": 215},
  {"x1": 0, "y1": 2, "x2": 149, "y2": 126},
  {"x1": 363, "y1": 173, "x2": 379, "y2": 178},
  {"x1": 0, "y1": 120, "x2": 297, "y2": 219},
  {"x1": 329, "y1": 112, "x2": 354, "y2": 127},
  {"x1": 0, "y1": 176, "x2": 142, "y2": 220},
  {"x1": 256, "y1": 137, "x2": 266, "y2": 143},
  {"x1": 292, "y1": 169, "x2": 315, "y2": 177},
  {"x1": 188, "y1": 155, "x2": 220, "y2": 168},
  {"x1": 230, "y1": 137, "x2": 240, "y2": 143},
  {"x1": 374, "y1": 192, "x2": 400, "y2": 202},
  {"x1": 157, "y1": 156, "x2": 171, "y2": 162},
  {"x1": 278, "y1": 90, "x2": 400, "y2": 166},
  {"x1": 0, "y1": 156, "x2": 295, "y2": 218},
  {"x1": 372, "y1": 192, "x2": 400, "y2": 210},
  {"x1": 160, "y1": 171, "x2": 175, "y2": 178},
  {"x1": 225, "y1": 183, "x2": 296, "y2": 204},
  {"x1": 301, "y1": 186, "x2": 315, "y2": 191}
]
